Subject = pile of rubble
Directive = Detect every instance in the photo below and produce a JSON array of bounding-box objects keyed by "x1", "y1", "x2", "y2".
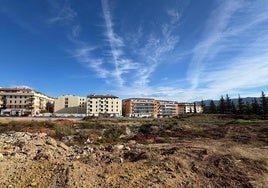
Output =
[
  {"x1": 0, "y1": 132, "x2": 71, "y2": 162},
  {"x1": 0, "y1": 132, "x2": 139, "y2": 163}
]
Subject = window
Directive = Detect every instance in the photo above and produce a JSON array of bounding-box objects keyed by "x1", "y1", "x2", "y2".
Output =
[
  {"x1": 10, "y1": 100, "x2": 12, "y2": 103},
  {"x1": 20, "y1": 101, "x2": 22, "y2": 103}
]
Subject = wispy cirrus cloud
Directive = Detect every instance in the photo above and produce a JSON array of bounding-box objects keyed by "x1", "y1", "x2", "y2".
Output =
[
  {"x1": 101, "y1": 0, "x2": 139, "y2": 86},
  {"x1": 167, "y1": 8, "x2": 181, "y2": 24},
  {"x1": 72, "y1": 45, "x2": 109, "y2": 79},
  {"x1": 50, "y1": 0, "x2": 182, "y2": 96},
  {"x1": 48, "y1": 2, "x2": 77, "y2": 24},
  {"x1": 187, "y1": 0, "x2": 244, "y2": 90},
  {"x1": 131, "y1": 13, "x2": 181, "y2": 87},
  {"x1": 185, "y1": 0, "x2": 268, "y2": 100}
]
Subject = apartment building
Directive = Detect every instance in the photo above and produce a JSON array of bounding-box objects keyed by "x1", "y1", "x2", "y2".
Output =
[
  {"x1": 156, "y1": 100, "x2": 179, "y2": 117},
  {"x1": 54, "y1": 95, "x2": 86, "y2": 114},
  {"x1": 87, "y1": 94, "x2": 122, "y2": 117},
  {"x1": 123, "y1": 98, "x2": 158, "y2": 117},
  {"x1": 178, "y1": 103, "x2": 203, "y2": 114},
  {"x1": 0, "y1": 88, "x2": 54, "y2": 116}
]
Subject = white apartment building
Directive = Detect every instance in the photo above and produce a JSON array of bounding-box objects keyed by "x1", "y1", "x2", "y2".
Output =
[
  {"x1": 178, "y1": 103, "x2": 203, "y2": 114},
  {"x1": 54, "y1": 95, "x2": 86, "y2": 114},
  {"x1": 87, "y1": 94, "x2": 122, "y2": 117},
  {"x1": 0, "y1": 88, "x2": 54, "y2": 116}
]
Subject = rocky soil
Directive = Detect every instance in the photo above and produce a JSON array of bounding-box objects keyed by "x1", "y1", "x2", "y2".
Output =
[{"x1": 0, "y1": 115, "x2": 267, "y2": 187}]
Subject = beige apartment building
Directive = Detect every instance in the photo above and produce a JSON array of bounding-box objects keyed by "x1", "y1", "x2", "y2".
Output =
[
  {"x1": 156, "y1": 100, "x2": 179, "y2": 117},
  {"x1": 0, "y1": 87, "x2": 54, "y2": 116},
  {"x1": 87, "y1": 94, "x2": 122, "y2": 117},
  {"x1": 54, "y1": 95, "x2": 87, "y2": 114},
  {"x1": 123, "y1": 98, "x2": 158, "y2": 117}
]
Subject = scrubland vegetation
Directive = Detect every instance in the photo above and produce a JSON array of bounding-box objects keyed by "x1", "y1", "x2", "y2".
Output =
[{"x1": 0, "y1": 114, "x2": 267, "y2": 187}]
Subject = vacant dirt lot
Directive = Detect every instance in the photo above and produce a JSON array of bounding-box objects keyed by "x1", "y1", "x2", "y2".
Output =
[{"x1": 0, "y1": 114, "x2": 267, "y2": 187}]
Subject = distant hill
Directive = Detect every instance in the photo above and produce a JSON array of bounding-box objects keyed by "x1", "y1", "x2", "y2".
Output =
[{"x1": 196, "y1": 97, "x2": 261, "y2": 106}]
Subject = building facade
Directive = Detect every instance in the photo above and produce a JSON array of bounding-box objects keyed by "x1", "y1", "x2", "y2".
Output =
[
  {"x1": 156, "y1": 100, "x2": 179, "y2": 117},
  {"x1": 178, "y1": 103, "x2": 203, "y2": 114},
  {"x1": 54, "y1": 95, "x2": 86, "y2": 114},
  {"x1": 0, "y1": 88, "x2": 54, "y2": 116},
  {"x1": 123, "y1": 98, "x2": 158, "y2": 117},
  {"x1": 86, "y1": 95, "x2": 122, "y2": 117}
]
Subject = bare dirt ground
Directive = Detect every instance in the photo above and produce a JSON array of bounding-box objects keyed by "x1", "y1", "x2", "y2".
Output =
[{"x1": 0, "y1": 114, "x2": 267, "y2": 187}]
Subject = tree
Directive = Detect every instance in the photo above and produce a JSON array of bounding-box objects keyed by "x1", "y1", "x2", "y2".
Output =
[
  {"x1": 208, "y1": 100, "x2": 217, "y2": 114},
  {"x1": 251, "y1": 98, "x2": 260, "y2": 115},
  {"x1": 194, "y1": 102, "x2": 197, "y2": 113},
  {"x1": 231, "y1": 101, "x2": 237, "y2": 114},
  {"x1": 225, "y1": 94, "x2": 232, "y2": 114},
  {"x1": 260, "y1": 91, "x2": 268, "y2": 118},
  {"x1": 237, "y1": 95, "x2": 244, "y2": 114},
  {"x1": 218, "y1": 96, "x2": 225, "y2": 114},
  {"x1": 245, "y1": 101, "x2": 252, "y2": 115},
  {"x1": 46, "y1": 102, "x2": 54, "y2": 113},
  {"x1": 200, "y1": 100, "x2": 207, "y2": 113}
]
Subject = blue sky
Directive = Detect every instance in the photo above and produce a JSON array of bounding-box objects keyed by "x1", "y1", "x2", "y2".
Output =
[{"x1": 1, "y1": 0, "x2": 268, "y2": 101}]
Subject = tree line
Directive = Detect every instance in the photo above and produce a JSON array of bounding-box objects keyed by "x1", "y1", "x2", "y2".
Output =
[{"x1": 201, "y1": 91, "x2": 268, "y2": 118}]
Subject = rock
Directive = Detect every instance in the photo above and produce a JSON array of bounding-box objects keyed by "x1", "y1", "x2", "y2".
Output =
[
  {"x1": 57, "y1": 142, "x2": 69, "y2": 151},
  {"x1": 125, "y1": 127, "x2": 132, "y2": 136},
  {"x1": 30, "y1": 181, "x2": 37, "y2": 186},
  {"x1": 33, "y1": 150, "x2": 52, "y2": 160},
  {"x1": 127, "y1": 140, "x2": 137, "y2": 145},
  {"x1": 45, "y1": 137, "x2": 57, "y2": 147},
  {"x1": 114, "y1": 144, "x2": 124, "y2": 150},
  {"x1": 34, "y1": 140, "x2": 45, "y2": 146}
]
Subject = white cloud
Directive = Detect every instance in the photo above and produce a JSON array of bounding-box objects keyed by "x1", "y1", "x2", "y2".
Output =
[
  {"x1": 72, "y1": 25, "x2": 81, "y2": 38},
  {"x1": 73, "y1": 46, "x2": 109, "y2": 79},
  {"x1": 62, "y1": 1, "x2": 268, "y2": 102},
  {"x1": 10, "y1": 85, "x2": 33, "y2": 89},
  {"x1": 167, "y1": 8, "x2": 181, "y2": 24},
  {"x1": 185, "y1": 0, "x2": 268, "y2": 100},
  {"x1": 187, "y1": 0, "x2": 244, "y2": 90},
  {"x1": 49, "y1": 4, "x2": 77, "y2": 23},
  {"x1": 101, "y1": 0, "x2": 140, "y2": 86}
]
